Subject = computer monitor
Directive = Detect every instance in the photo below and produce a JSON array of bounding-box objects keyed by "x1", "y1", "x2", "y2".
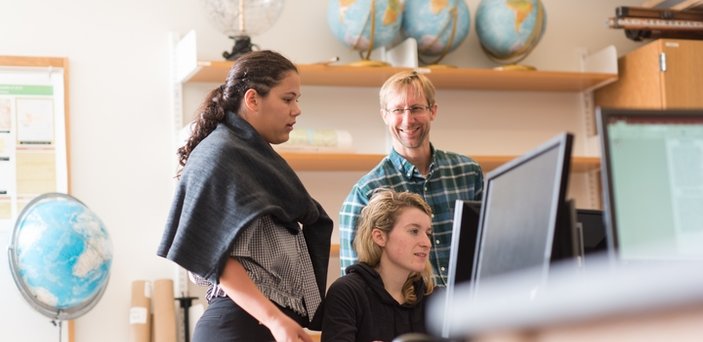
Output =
[
  {"x1": 568, "y1": 208, "x2": 608, "y2": 268},
  {"x1": 596, "y1": 107, "x2": 703, "y2": 261},
  {"x1": 439, "y1": 200, "x2": 481, "y2": 337},
  {"x1": 447, "y1": 200, "x2": 482, "y2": 287},
  {"x1": 435, "y1": 133, "x2": 574, "y2": 339},
  {"x1": 575, "y1": 209, "x2": 607, "y2": 256},
  {"x1": 471, "y1": 132, "x2": 574, "y2": 296}
]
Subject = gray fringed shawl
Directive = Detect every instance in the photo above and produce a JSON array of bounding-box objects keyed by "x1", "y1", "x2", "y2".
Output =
[{"x1": 157, "y1": 112, "x2": 333, "y2": 314}]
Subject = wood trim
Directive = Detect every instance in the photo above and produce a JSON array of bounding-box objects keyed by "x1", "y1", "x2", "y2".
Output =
[
  {"x1": 0, "y1": 56, "x2": 66, "y2": 68},
  {"x1": 280, "y1": 151, "x2": 600, "y2": 173},
  {"x1": 61, "y1": 59, "x2": 71, "y2": 193},
  {"x1": 185, "y1": 61, "x2": 616, "y2": 92},
  {"x1": 68, "y1": 321, "x2": 75, "y2": 342},
  {"x1": 280, "y1": 152, "x2": 383, "y2": 171}
]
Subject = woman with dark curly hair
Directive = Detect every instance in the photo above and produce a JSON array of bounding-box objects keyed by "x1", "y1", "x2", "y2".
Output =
[{"x1": 158, "y1": 50, "x2": 332, "y2": 342}]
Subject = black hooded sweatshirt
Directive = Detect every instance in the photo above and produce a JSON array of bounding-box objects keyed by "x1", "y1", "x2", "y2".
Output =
[{"x1": 321, "y1": 263, "x2": 430, "y2": 342}]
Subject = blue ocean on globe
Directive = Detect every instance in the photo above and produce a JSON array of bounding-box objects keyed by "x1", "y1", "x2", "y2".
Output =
[
  {"x1": 475, "y1": 0, "x2": 546, "y2": 64},
  {"x1": 327, "y1": 0, "x2": 403, "y2": 52},
  {"x1": 9, "y1": 193, "x2": 112, "y2": 320},
  {"x1": 402, "y1": 0, "x2": 470, "y2": 58}
]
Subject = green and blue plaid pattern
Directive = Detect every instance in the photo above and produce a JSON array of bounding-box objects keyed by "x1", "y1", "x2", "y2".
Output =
[{"x1": 339, "y1": 147, "x2": 483, "y2": 286}]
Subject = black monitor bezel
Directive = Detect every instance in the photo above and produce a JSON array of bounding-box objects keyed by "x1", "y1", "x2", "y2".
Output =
[
  {"x1": 471, "y1": 132, "x2": 573, "y2": 290},
  {"x1": 575, "y1": 208, "x2": 607, "y2": 255},
  {"x1": 440, "y1": 199, "x2": 482, "y2": 337}
]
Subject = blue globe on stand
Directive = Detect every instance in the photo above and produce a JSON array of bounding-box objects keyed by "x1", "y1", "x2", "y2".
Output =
[
  {"x1": 475, "y1": 0, "x2": 546, "y2": 70},
  {"x1": 8, "y1": 193, "x2": 113, "y2": 324},
  {"x1": 402, "y1": 0, "x2": 470, "y2": 66},
  {"x1": 327, "y1": 0, "x2": 404, "y2": 66}
]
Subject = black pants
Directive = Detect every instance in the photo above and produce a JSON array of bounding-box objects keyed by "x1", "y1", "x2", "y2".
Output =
[{"x1": 192, "y1": 296, "x2": 308, "y2": 342}]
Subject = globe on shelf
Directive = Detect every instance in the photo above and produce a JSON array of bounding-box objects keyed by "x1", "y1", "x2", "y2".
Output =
[
  {"x1": 8, "y1": 193, "x2": 113, "y2": 322},
  {"x1": 402, "y1": 0, "x2": 470, "y2": 66},
  {"x1": 200, "y1": 0, "x2": 285, "y2": 60},
  {"x1": 327, "y1": 0, "x2": 403, "y2": 66},
  {"x1": 475, "y1": 0, "x2": 546, "y2": 69}
]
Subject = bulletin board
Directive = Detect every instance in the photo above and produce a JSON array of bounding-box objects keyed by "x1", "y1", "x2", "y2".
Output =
[
  {"x1": 0, "y1": 56, "x2": 70, "y2": 231},
  {"x1": 0, "y1": 56, "x2": 72, "y2": 341}
]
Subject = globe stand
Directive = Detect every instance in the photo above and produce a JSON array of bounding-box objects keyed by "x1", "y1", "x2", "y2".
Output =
[
  {"x1": 51, "y1": 319, "x2": 64, "y2": 342},
  {"x1": 223, "y1": 35, "x2": 259, "y2": 61},
  {"x1": 346, "y1": 44, "x2": 389, "y2": 67},
  {"x1": 348, "y1": 59, "x2": 390, "y2": 67},
  {"x1": 176, "y1": 296, "x2": 199, "y2": 342},
  {"x1": 481, "y1": 45, "x2": 538, "y2": 71},
  {"x1": 493, "y1": 64, "x2": 537, "y2": 71},
  {"x1": 423, "y1": 63, "x2": 458, "y2": 69}
]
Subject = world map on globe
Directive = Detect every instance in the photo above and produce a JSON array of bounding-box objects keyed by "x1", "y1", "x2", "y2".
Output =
[
  {"x1": 402, "y1": 0, "x2": 470, "y2": 62},
  {"x1": 8, "y1": 193, "x2": 112, "y2": 321},
  {"x1": 327, "y1": 0, "x2": 403, "y2": 55},
  {"x1": 475, "y1": 0, "x2": 547, "y2": 65}
]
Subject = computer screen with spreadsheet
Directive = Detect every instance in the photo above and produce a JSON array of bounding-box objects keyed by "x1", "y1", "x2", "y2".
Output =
[{"x1": 597, "y1": 107, "x2": 703, "y2": 261}]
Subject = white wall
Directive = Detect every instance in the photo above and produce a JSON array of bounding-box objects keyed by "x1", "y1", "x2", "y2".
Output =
[{"x1": 0, "y1": 0, "x2": 644, "y2": 341}]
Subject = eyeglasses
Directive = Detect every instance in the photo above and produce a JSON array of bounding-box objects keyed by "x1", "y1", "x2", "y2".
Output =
[{"x1": 385, "y1": 105, "x2": 432, "y2": 116}]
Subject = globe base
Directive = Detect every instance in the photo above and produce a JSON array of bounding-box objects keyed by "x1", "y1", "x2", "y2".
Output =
[
  {"x1": 347, "y1": 60, "x2": 390, "y2": 67},
  {"x1": 223, "y1": 35, "x2": 259, "y2": 61},
  {"x1": 424, "y1": 64, "x2": 458, "y2": 69},
  {"x1": 493, "y1": 64, "x2": 537, "y2": 71}
]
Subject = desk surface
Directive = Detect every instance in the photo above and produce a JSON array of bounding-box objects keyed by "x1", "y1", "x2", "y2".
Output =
[{"x1": 428, "y1": 254, "x2": 703, "y2": 339}]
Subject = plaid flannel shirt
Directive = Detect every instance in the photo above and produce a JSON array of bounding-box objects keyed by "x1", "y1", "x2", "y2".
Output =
[{"x1": 339, "y1": 147, "x2": 483, "y2": 286}]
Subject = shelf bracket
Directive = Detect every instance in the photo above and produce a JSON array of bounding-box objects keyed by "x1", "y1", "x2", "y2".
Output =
[
  {"x1": 169, "y1": 31, "x2": 195, "y2": 342},
  {"x1": 169, "y1": 28, "x2": 192, "y2": 309},
  {"x1": 578, "y1": 46, "x2": 618, "y2": 209}
]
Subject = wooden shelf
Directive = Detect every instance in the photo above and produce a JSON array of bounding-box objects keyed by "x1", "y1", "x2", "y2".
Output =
[
  {"x1": 477, "y1": 155, "x2": 600, "y2": 173},
  {"x1": 279, "y1": 152, "x2": 382, "y2": 171},
  {"x1": 0, "y1": 56, "x2": 67, "y2": 68},
  {"x1": 182, "y1": 56, "x2": 607, "y2": 174},
  {"x1": 184, "y1": 61, "x2": 616, "y2": 92},
  {"x1": 280, "y1": 151, "x2": 599, "y2": 173}
]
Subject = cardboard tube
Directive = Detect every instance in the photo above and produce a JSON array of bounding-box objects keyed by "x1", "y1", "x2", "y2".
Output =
[
  {"x1": 153, "y1": 279, "x2": 177, "y2": 342},
  {"x1": 129, "y1": 280, "x2": 151, "y2": 342}
]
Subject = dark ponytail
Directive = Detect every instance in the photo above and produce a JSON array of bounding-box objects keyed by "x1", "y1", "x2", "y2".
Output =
[
  {"x1": 177, "y1": 86, "x2": 226, "y2": 170},
  {"x1": 176, "y1": 50, "x2": 297, "y2": 177}
]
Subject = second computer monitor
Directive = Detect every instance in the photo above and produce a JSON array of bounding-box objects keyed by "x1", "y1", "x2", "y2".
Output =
[
  {"x1": 447, "y1": 200, "x2": 482, "y2": 287},
  {"x1": 575, "y1": 209, "x2": 607, "y2": 256},
  {"x1": 471, "y1": 132, "x2": 573, "y2": 295},
  {"x1": 438, "y1": 199, "x2": 482, "y2": 337}
]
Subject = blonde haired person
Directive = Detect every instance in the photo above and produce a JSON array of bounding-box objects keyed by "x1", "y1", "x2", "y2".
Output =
[
  {"x1": 323, "y1": 189, "x2": 435, "y2": 342},
  {"x1": 339, "y1": 70, "x2": 483, "y2": 286}
]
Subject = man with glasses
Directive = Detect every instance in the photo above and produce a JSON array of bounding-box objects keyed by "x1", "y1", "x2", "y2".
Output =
[{"x1": 339, "y1": 70, "x2": 484, "y2": 286}]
